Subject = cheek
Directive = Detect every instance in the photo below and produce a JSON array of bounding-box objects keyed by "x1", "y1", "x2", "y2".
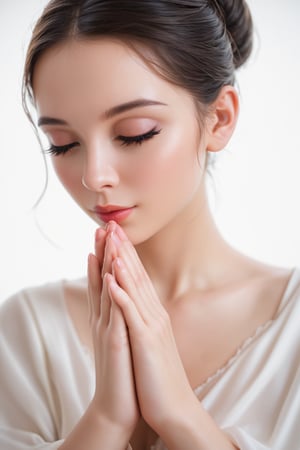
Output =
[{"x1": 130, "y1": 127, "x2": 204, "y2": 198}]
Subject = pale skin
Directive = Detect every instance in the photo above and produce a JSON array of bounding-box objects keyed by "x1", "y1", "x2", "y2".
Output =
[{"x1": 33, "y1": 38, "x2": 292, "y2": 449}]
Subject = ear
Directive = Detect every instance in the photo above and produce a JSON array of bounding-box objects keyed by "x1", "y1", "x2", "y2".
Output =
[{"x1": 205, "y1": 85, "x2": 239, "y2": 152}]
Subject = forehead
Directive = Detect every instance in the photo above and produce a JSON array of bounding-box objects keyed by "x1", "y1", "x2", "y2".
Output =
[{"x1": 33, "y1": 38, "x2": 194, "y2": 119}]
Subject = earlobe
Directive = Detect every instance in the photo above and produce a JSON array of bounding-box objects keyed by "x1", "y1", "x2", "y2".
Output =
[{"x1": 206, "y1": 85, "x2": 239, "y2": 152}]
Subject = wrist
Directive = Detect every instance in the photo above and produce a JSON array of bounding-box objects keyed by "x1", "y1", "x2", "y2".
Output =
[
  {"x1": 88, "y1": 401, "x2": 134, "y2": 444},
  {"x1": 153, "y1": 397, "x2": 236, "y2": 450},
  {"x1": 59, "y1": 401, "x2": 134, "y2": 450}
]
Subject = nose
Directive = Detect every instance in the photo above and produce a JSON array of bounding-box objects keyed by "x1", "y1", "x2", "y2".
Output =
[{"x1": 81, "y1": 144, "x2": 119, "y2": 192}]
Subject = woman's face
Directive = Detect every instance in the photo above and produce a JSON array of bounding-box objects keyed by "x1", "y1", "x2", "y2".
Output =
[{"x1": 33, "y1": 39, "x2": 209, "y2": 244}]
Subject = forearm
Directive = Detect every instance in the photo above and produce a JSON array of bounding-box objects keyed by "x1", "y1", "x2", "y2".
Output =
[
  {"x1": 58, "y1": 402, "x2": 132, "y2": 450},
  {"x1": 156, "y1": 399, "x2": 238, "y2": 450}
]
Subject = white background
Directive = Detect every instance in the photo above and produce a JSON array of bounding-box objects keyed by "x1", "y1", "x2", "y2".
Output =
[{"x1": 0, "y1": 0, "x2": 299, "y2": 302}]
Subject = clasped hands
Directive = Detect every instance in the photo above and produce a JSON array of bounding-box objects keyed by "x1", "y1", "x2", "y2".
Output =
[{"x1": 87, "y1": 221, "x2": 199, "y2": 441}]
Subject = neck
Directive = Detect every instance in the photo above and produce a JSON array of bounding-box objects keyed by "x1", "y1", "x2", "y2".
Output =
[{"x1": 135, "y1": 184, "x2": 237, "y2": 303}]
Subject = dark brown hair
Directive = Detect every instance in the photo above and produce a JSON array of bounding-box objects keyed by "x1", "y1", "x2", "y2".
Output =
[{"x1": 23, "y1": 0, "x2": 253, "y2": 117}]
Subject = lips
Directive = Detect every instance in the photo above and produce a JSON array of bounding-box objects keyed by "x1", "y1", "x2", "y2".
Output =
[{"x1": 93, "y1": 205, "x2": 135, "y2": 223}]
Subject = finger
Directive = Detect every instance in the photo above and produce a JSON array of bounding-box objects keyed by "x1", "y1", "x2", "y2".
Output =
[
  {"x1": 87, "y1": 253, "x2": 102, "y2": 321},
  {"x1": 108, "y1": 294, "x2": 128, "y2": 337},
  {"x1": 112, "y1": 231, "x2": 161, "y2": 315},
  {"x1": 87, "y1": 254, "x2": 93, "y2": 323},
  {"x1": 102, "y1": 232, "x2": 118, "y2": 279},
  {"x1": 114, "y1": 224, "x2": 154, "y2": 296},
  {"x1": 114, "y1": 223, "x2": 128, "y2": 242},
  {"x1": 100, "y1": 272, "x2": 112, "y2": 327},
  {"x1": 113, "y1": 226, "x2": 137, "y2": 279},
  {"x1": 112, "y1": 257, "x2": 151, "y2": 323},
  {"x1": 109, "y1": 230, "x2": 140, "y2": 287},
  {"x1": 107, "y1": 273, "x2": 144, "y2": 334},
  {"x1": 94, "y1": 227, "x2": 107, "y2": 264}
]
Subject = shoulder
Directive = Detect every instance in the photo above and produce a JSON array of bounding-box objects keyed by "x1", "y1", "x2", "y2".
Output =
[
  {"x1": 0, "y1": 278, "x2": 88, "y2": 370},
  {"x1": 0, "y1": 276, "x2": 89, "y2": 344},
  {"x1": 237, "y1": 259, "x2": 300, "y2": 316},
  {"x1": 258, "y1": 265, "x2": 300, "y2": 311},
  {"x1": 258, "y1": 267, "x2": 300, "y2": 362},
  {"x1": 274, "y1": 266, "x2": 300, "y2": 317},
  {"x1": 0, "y1": 279, "x2": 65, "y2": 326},
  {"x1": 0, "y1": 277, "x2": 87, "y2": 318},
  {"x1": 0, "y1": 280, "x2": 67, "y2": 361},
  {"x1": 256, "y1": 265, "x2": 300, "y2": 324},
  {"x1": 0, "y1": 278, "x2": 87, "y2": 350}
]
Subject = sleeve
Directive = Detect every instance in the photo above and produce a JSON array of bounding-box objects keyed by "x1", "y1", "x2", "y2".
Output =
[
  {"x1": 0, "y1": 291, "x2": 64, "y2": 450},
  {"x1": 223, "y1": 364, "x2": 300, "y2": 450},
  {"x1": 224, "y1": 428, "x2": 271, "y2": 450}
]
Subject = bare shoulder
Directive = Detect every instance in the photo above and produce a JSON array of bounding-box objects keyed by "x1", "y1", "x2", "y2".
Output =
[
  {"x1": 236, "y1": 257, "x2": 295, "y2": 321},
  {"x1": 246, "y1": 260, "x2": 294, "y2": 294},
  {"x1": 258, "y1": 263, "x2": 295, "y2": 310}
]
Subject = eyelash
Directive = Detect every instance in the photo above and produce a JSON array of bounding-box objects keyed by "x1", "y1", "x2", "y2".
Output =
[
  {"x1": 45, "y1": 128, "x2": 161, "y2": 156},
  {"x1": 116, "y1": 127, "x2": 161, "y2": 146},
  {"x1": 45, "y1": 142, "x2": 79, "y2": 156}
]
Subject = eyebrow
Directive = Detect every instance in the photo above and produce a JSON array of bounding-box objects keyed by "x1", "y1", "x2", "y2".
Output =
[{"x1": 37, "y1": 98, "x2": 167, "y2": 127}]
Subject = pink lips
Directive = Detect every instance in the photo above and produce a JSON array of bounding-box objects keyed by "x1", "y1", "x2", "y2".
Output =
[{"x1": 93, "y1": 205, "x2": 135, "y2": 223}]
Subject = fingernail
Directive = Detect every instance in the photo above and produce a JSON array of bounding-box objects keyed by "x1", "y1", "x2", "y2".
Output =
[
  {"x1": 95, "y1": 228, "x2": 104, "y2": 242},
  {"x1": 110, "y1": 230, "x2": 121, "y2": 245},
  {"x1": 115, "y1": 257, "x2": 123, "y2": 268},
  {"x1": 115, "y1": 224, "x2": 127, "y2": 241},
  {"x1": 106, "y1": 220, "x2": 116, "y2": 232},
  {"x1": 108, "y1": 276, "x2": 118, "y2": 293}
]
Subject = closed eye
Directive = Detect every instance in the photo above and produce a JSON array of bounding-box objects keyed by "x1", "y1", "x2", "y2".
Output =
[
  {"x1": 115, "y1": 128, "x2": 161, "y2": 146},
  {"x1": 45, "y1": 142, "x2": 80, "y2": 156},
  {"x1": 45, "y1": 127, "x2": 161, "y2": 155}
]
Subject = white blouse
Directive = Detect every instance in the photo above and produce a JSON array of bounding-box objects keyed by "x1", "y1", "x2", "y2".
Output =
[{"x1": 1, "y1": 269, "x2": 300, "y2": 449}]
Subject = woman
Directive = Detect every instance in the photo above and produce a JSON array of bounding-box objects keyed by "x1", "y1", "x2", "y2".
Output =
[{"x1": 1, "y1": 1, "x2": 299, "y2": 449}]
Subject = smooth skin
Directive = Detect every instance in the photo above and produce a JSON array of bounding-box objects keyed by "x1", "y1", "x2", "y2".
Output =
[{"x1": 33, "y1": 39, "x2": 292, "y2": 449}]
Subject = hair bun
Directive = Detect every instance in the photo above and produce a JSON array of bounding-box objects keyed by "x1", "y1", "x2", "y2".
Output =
[{"x1": 216, "y1": 0, "x2": 253, "y2": 68}]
